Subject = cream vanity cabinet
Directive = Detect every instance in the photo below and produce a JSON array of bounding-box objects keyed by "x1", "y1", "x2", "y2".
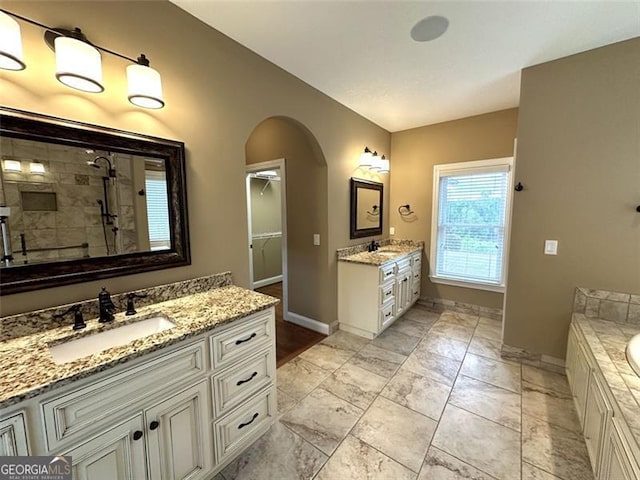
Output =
[
  {"x1": 338, "y1": 250, "x2": 422, "y2": 339},
  {"x1": 0, "y1": 412, "x2": 30, "y2": 456},
  {"x1": 566, "y1": 323, "x2": 640, "y2": 480},
  {"x1": 0, "y1": 307, "x2": 276, "y2": 480}
]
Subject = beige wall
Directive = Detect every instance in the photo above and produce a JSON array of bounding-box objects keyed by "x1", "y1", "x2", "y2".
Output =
[
  {"x1": 389, "y1": 109, "x2": 519, "y2": 310},
  {"x1": 504, "y1": 38, "x2": 640, "y2": 358},
  {"x1": 0, "y1": 1, "x2": 390, "y2": 318}
]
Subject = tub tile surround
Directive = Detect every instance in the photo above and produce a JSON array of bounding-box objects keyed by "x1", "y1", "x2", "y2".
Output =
[
  {"x1": 221, "y1": 305, "x2": 595, "y2": 480},
  {"x1": 0, "y1": 272, "x2": 279, "y2": 407},
  {"x1": 573, "y1": 286, "x2": 640, "y2": 325}
]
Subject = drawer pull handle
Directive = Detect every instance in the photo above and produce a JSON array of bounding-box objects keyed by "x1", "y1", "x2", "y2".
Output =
[
  {"x1": 403, "y1": 278, "x2": 408, "y2": 282},
  {"x1": 414, "y1": 291, "x2": 419, "y2": 295},
  {"x1": 149, "y1": 421, "x2": 160, "y2": 431},
  {"x1": 235, "y1": 332, "x2": 257, "y2": 345},
  {"x1": 238, "y1": 412, "x2": 259, "y2": 430},
  {"x1": 385, "y1": 291, "x2": 392, "y2": 297},
  {"x1": 133, "y1": 430, "x2": 143, "y2": 441},
  {"x1": 385, "y1": 312, "x2": 392, "y2": 318},
  {"x1": 237, "y1": 371, "x2": 258, "y2": 386}
]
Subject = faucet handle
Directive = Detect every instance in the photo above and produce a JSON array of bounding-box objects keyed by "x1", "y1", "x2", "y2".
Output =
[
  {"x1": 53, "y1": 304, "x2": 87, "y2": 330},
  {"x1": 125, "y1": 293, "x2": 148, "y2": 316}
]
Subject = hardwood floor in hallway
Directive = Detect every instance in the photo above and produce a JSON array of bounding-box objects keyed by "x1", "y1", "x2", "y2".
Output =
[{"x1": 256, "y1": 282, "x2": 326, "y2": 367}]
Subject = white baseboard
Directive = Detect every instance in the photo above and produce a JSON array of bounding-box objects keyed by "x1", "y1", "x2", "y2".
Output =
[
  {"x1": 253, "y1": 275, "x2": 282, "y2": 289},
  {"x1": 284, "y1": 311, "x2": 330, "y2": 335}
]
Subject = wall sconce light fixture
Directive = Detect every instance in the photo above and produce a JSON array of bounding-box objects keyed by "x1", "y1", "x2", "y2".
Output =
[
  {"x1": 0, "y1": 9, "x2": 165, "y2": 109},
  {"x1": 2, "y1": 159, "x2": 22, "y2": 172},
  {"x1": 358, "y1": 147, "x2": 389, "y2": 174},
  {"x1": 29, "y1": 162, "x2": 45, "y2": 174}
]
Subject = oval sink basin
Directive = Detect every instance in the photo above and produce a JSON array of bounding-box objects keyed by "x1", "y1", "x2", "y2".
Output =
[
  {"x1": 627, "y1": 333, "x2": 640, "y2": 377},
  {"x1": 375, "y1": 250, "x2": 401, "y2": 256},
  {"x1": 49, "y1": 316, "x2": 175, "y2": 365}
]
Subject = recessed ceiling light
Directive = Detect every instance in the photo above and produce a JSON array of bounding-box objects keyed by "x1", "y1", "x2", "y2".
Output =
[{"x1": 410, "y1": 15, "x2": 449, "y2": 42}]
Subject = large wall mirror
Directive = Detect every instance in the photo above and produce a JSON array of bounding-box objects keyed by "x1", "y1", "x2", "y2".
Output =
[
  {"x1": 0, "y1": 108, "x2": 190, "y2": 295},
  {"x1": 350, "y1": 178, "x2": 383, "y2": 239}
]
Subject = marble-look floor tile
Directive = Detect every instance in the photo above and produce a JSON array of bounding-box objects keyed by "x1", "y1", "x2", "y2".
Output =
[
  {"x1": 320, "y1": 362, "x2": 387, "y2": 410},
  {"x1": 349, "y1": 343, "x2": 407, "y2": 378},
  {"x1": 277, "y1": 388, "x2": 298, "y2": 416},
  {"x1": 522, "y1": 381, "x2": 580, "y2": 432},
  {"x1": 352, "y1": 396, "x2": 437, "y2": 472},
  {"x1": 522, "y1": 365, "x2": 571, "y2": 396},
  {"x1": 522, "y1": 462, "x2": 562, "y2": 480},
  {"x1": 281, "y1": 388, "x2": 363, "y2": 455},
  {"x1": 449, "y1": 375, "x2": 521, "y2": 431},
  {"x1": 277, "y1": 357, "x2": 331, "y2": 400},
  {"x1": 298, "y1": 342, "x2": 355, "y2": 371},
  {"x1": 404, "y1": 348, "x2": 461, "y2": 386},
  {"x1": 419, "y1": 333, "x2": 469, "y2": 361},
  {"x1": 381, "y1": 366, "x2": 451, "y2": 421},
  {"x1": 474, "y1": 317, "x2": 503, "y2": 341},
  {"x1": 212, "y1": 474, "x2": 225, "y2": 480},
  {"x1": 221, "y1": 421, "x2": 327, "y2": 480},
  {"x1": 388, "y1": 317, "x2": 432, "y2": 338},
  {"x1": 371, "y1": 327, "x2": 420, "y2": 356},
  {"x1": 522, "y1": 414, "x2": 594, "y2": 480},
  {"x1": 315, "y1": 435, "x2": 415, "y2": 480},
  {"x1": 468, "y1": 336, "x2": 502, "y2": 361},
  {"x1": 432, "y1": 405, "x2": 521, "y2": 480},
  {"x1": 321, "y1": 330, "x2": 370, "y2": 353},
  {"x1": 460, "y1": 353, "x2": 521, "y2": 393},
  {"x1": 430, "y1": 321, "x2": 475, "y2": 343},
  {"x1": 404, "y1": 306, "x2": 440, "y2": 325},
  {"x1": 418, "y1": 447, "x2": 497, "y2": 480},
  {"x1": 440, "y1": 310, "x2": 480, "y2": 329}
]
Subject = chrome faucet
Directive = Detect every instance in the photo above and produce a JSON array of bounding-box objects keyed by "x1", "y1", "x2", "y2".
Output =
[{"x1": 98, "y1": 287, "x2": 116, "y2": 323}]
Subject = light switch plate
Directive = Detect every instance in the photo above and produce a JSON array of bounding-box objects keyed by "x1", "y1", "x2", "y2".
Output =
[
  {"x1": 390, "y1": 227, "x2": 395, "y2": 235},
  {"x1": 544, "y1": 240, "x2": 558, "y2": 255},
  {"x1": 313, "y1": 234, "x2": 320, "y2": 246}
]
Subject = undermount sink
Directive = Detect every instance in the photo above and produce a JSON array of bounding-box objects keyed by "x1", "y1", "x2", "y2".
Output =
[
  {"x1": 375, "y1": 250, "x2": 402, "y2": 256},
  {"x1": 627, "y1": 333, "x2": 640, "y2": 377},
  {"x1": 49, "y1": 316, "x2": 175, "y2": 365}
]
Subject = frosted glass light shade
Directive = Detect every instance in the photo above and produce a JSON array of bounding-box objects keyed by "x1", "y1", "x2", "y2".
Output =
[
  {"x1": 370, "y1": 151, "x2": 381, "y2": 170},
  {"x1": 55, "y1": 36, "x2": 104, "y2": 93},
  {"x1": 0, "y1": 11, "x2": 25, "y2": 70},
  {"x1": 29, "y1": 162, "x2": 45, "y2": 174},
  {"x1": 127, "y1": 63, "x2": 164, "y2": 109},
  {"x1": 359, "y1": 147, "x2": 373, "y2": 168},
  {"x1": 378, "y1": 156, "x2": 390, "y2": 174},
  {"x1": 3, "y1": 159, "x2": 22, "y2": 172}
]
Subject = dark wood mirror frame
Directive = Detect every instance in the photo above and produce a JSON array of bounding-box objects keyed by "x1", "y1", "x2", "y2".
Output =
[
  {"x1": 350, "y1": 177, "x2": 383, "y2": 239},
  {"x1": 0, "y1": 107, "x2": 190, "y2": 295}
]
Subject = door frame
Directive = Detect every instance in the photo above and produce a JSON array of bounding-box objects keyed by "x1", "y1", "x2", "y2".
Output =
[{"x1": 245, "y1": 158, "x2": 288, "y2": 316}]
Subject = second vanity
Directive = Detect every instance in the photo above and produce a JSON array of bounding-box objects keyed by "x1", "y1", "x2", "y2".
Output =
[
  {"x1": 338, "y1": 242, "x2": 423, "y2": 339},
  {"x1": 0, "y1": 274, "x2": 278, "y2": 479}
]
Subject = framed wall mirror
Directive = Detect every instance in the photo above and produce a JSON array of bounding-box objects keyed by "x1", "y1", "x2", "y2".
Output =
[
  {"x1": 350, "y1": 178, "x2": 383, "y2": 239},
  {"x1": 0, "y1": 108, "x2": 190, "y2": 295}
]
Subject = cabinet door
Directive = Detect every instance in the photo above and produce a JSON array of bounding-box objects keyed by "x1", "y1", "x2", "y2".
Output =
[
  {"x1": 583, "y1": 371, "x2": 611, "y2": 476},
  {"x1": 566, "y1": 327, "x2": 577, "y2": 390},
  {"x1": 395, "y1": 270, "x2": 411, "y2": 317},
  {"x1": 0, "y1": 412, "x2": 29, "y2": 456},
  {"x1": 145, "y1": 380, "x2": 213, "y2": 480},
  {"x1": 572, "y1": 340, "x2": 591, "y2": 427},
  {"x1": 600, "y1": 418, "x2": 639, "y2": 480},
  {"x1": 65, "y1": 415, "x2": 147, "y2": 480}
]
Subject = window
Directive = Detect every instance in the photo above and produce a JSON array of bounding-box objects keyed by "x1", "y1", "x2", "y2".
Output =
[
  {"x1": 145, "y1": 169, "x2": 171, "y2": 251},
  {"x1": 430, "y1": 157, "x2": 514, "y2": 292}
]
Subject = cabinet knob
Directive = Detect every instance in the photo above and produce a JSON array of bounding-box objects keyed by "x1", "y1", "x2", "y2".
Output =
[
  {"x1": 133, "y1": 430, "x2": 143, "y2": 441},
  {"x1": 149, "y1": 420, "x2": 160, "y2": 430}
]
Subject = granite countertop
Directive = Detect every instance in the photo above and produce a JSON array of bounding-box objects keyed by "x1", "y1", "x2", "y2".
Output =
[
  {"x1": 0, "y1": 286, "x2": 279, "y2": 409},
  {"x1": 572, "y1": 313, "x2": 640, "y2": 448},
  {"x1": 338, "y1": 245, "x2": 422, "y2": 266}
]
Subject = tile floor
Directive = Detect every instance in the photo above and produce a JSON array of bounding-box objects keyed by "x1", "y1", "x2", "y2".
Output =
[{"x1": 218, "y1": 305, "x2": 594, "y2": 480}]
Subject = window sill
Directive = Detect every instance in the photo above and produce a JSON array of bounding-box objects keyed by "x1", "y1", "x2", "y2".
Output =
[{"x1": 429, "y1": 275, "x2": 505, "y2": 293}]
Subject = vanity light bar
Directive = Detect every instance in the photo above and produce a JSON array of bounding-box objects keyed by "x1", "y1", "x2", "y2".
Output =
[
  {"x1": 359, "y1": 147, "x2": 390, "y2": 174},
  {"x1": 0, "y1": 8, "x2": 165, "y2": 109}
]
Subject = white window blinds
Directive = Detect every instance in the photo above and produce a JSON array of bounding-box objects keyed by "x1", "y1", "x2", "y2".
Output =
[
  {"x1": 432, "y1": 159, "x2": 512, "y2": 288},
  {"x1": 145, "y1": 170, "x2": 171, "y2": 251}
]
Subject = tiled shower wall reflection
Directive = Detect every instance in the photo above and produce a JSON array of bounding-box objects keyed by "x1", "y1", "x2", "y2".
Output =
[
  {"x1": 573, "y1": 287, "x2": 640, "y2": 325},
  {"x1": 0, "y1": 137, "x2": 137, "y2": 263}
]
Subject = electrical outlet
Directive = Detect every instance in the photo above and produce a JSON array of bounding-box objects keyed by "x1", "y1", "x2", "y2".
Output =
[
  {"x1": 544, "y1": 240, "x2": 558, "y2": 255},
  {"x1": 313, "y1": 234, "x2": 320, "y2": 246}
]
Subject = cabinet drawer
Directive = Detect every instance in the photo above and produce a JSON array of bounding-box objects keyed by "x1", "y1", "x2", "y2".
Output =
[
  {"x1": 210, "y1": 309, "x2": 274, "y2": 369},
  {"x1": 0, "y1": 412, "x2": 29, "y2": 456},
  {"x1": 379, "y1": 282, "x2": 395, "y2": 306},
  {"x1": 42, "y1": 340, "x2": 205, "y2": 452},
  {"x1": 212, "y1": 348, "x2": 275, "y2": 417},
  {"x1": 396, "y1": 258, "x2": 411, "y2": 272},
  {"x1": 214, "y1": 386, "x2": 275, "y2": 463},
  {"x1": 411, "y1": 253, "x2": 422, "y2": 270},
  {"x1": 379, "y1": 264, "x2": 396, "y2": 284},
  {"x1": 380, "y1": 301, "x2": 395, "y2": 330},
  {"x1": 412, "y1": 280, "x2": 421, "y2": 302}
]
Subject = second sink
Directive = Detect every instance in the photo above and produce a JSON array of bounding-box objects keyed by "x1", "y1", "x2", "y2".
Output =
[{"x1": 49, "y1": 316, "x2": 175, "y2": 365}]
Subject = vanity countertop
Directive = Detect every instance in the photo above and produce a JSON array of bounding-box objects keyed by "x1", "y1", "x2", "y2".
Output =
[
  {"x1": 338, "y1": 245, "x2": 422, "y2": 266},
  {"x1": 572, "y1": 313, "x2": 640, "y2": 447},
  {"x1": 0, "y1": 285, "x2": 279, "y2": 409}
]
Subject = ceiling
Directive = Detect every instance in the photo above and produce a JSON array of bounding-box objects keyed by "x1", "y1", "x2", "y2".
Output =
[{"x1": 172, "y1": 1, "x2": 640, "y2": 132}]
